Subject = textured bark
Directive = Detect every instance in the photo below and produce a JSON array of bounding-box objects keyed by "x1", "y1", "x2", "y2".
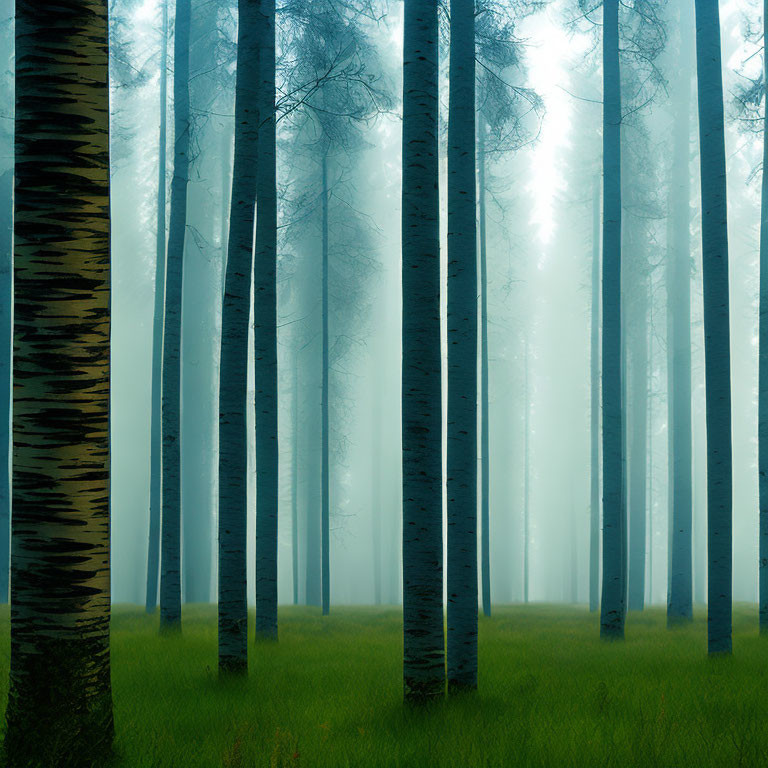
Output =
[
  {"x1": 254, "y1": 0, "x2": 279, "y2": 639},
  {"x1": 589, "y1": 175, "x2": 600, "y2": 613},
  {"x1": 5, "y1": 3, "x2": 113, "y2": 765},
  {"x1": 667, "y1": 0, "x2": 694, "y2": 625},
  {"x1": 759, "y1": 0, "x2": 768, "y2": 635},
  {"x1": 694, "y1": 0, "x2": 733, "y2": 656},
  {"x1": 402, "y1": 0, "x2": 444, "y2": 702},
  {"x1": 446, "y1": 0, "x2": 478, "y2": 693},
  {"x1": 160, "y1": 0, "x2": 191, "y2": 631},
  {"x1": 599, "y1": 0, "x2": 626, "y2": 641},
  {"x1": 218, "y1": 0, "x2": 259, "y2": 674},
  {"x1": 146, "y1": 0, "x2": 168, "y2": 615},
  {"x1": 0, "y1": 167, "x2": 10, "y2": 606},
  {"x1": 320, "y1": 152, "x2": 331, "y2": 617},
  {"x1": 478, "y1": 117, "x2": 491, "y2": 620}
]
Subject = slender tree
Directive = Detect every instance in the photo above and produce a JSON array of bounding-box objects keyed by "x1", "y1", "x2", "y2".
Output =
[
  {"x1": 694, "y1": 0, "x2": 732, "y2": 656},
  {"x1": 254, "y1": 0, "x2": 279, "y2": 639},
  {"x1": 218, "y1": 0, "x2": 260, "y2": 674},
  {"x1": 523, "y1": 336, "x2": 530, "y2": 603},
  {"x1": 759, "y1": 0, "x2": 768, "y2": 635},
  {"x1": 160, "y1": 0, "x2": 191, "y2": 630},
  {"x1": 667, "y1": 0, "x2": 694, "y2": 625},
  {"x1": 599, "y1": 0, "x2": 626, "y2": 640},
  {"x1": 0, "y1": 166, "x2": 9, "y2": 607},
  {"x1": 478, "y1": 117, "x2": 491, "y2": 618},
  {"x1": 5, "y1": 2, "x2": 113, "y2": 764},
  {"x1": 589, "y1": 174, "x2": 600, "y2": 612},
  {"x1": 402, "y1": 0, "x2": 444, "y2": 701},
  {"x1": 146, "y1": 0, "x2": 168, "y2": 615},
  {"x1": 446, "y1": 0, "x2": 478, "y2": 692}
]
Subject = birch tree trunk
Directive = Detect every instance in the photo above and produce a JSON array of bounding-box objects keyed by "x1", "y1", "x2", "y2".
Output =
[
  {"x1": 446, "y1": 0, "x2": 478, "y2": 692},
  {"x1": 694, "y1": 0, "x2": 733, "y2": 655},
  {"x1": 667, "y1": 0, "x2": 694, "y2": 625},
  {"x1": 253, "y1": 0, "x2": 279, "y2": 639},
  {"x1": 146, "y1": 0, "x2": 168, "y2": 615},
  {"x1": 478, "y1": 115, "x2": 491, "y2": 620},
  {"x1": 590, "y1": 175, "x2": 600, "y2": 613},
  {"x1": 218, "y1": 0, "x2": 259, "y2": 673},
  {"x1": 0, "y1": 167, "x2": 10, "y2": 606},
  {"x1": 759, "y1": 0, "x2": 768, "y2": 634},
  {"x1": 5, "y1": 3, "x2": 113, "y2": 763},
  {"x1": 402, "y1": 0, "x2": 444, "y2": 702},
  {"x1": 524, "y1": 336, "x2": 530, "y2": 604},
  {"x1": 160, "y1": 0, "x2": 191, "y2": 630},
  {"x1": 320, "y1": 151, "x2": 331, "y2": 617},
  {"x1": 599, "y1": 0, "x2": 626, "y2": 641}
]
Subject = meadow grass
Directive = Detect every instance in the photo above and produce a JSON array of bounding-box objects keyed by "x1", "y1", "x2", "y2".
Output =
[{"x1": 2, "y1": 604, "x2": 768, "y2": 766}]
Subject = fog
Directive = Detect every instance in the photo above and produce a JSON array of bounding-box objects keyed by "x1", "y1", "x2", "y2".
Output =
[{"x1": 5, "y1": 0, "x2": 763, "y2": 610}]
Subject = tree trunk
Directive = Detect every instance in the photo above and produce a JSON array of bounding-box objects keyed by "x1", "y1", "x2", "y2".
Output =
[
  {"x1": 478, "y1": 114, "x2": 492, "y2": 620},
  {"x1": 446, "y1": 0, "x2": 478, "y2": 693},
  {"x1": 628, "y1": 282, "x2": 647, "y2": 612},
  {"x1": 590, "y1": 175, "x2": 600, "y2": 613},
  {"x1": 599, "y1": 0, "x2": 626, "y2": 641},
  {"x1": 372, "y1": 375, "x2": 383, "y2": 606},
  {"x1": 524, "y1": 336, "x2": 530, "y2": 604},
  {"x1": 759, "y1": 0, "x2": 768, "y2": 635},
  {"x1": 292, "y1": 352, "x2": 300, "y2": 606},
  {"x1": 146, "y1": 0, "x2": 168, "y2": 615},
  {"x1": 321, "y1": 151, "x2": 331, "y2": 617},
  {"x1": 667, "y1": 0, "x2": 694, "y2": 625},
  {"x1": 160, "y1": 0, "x2": 191, "y2": 631},
  {"x1": 402, "y1": 0, "x2": 444, "y2": 702},
  {"x1": 218, "y1": 0, "x2": 259, "y2": 674},
  {"x1": 254, "y1": 0, "x2": 279, "y2": 640},
  {"x1": 694, "y1": 0, "x2": 733, "y2": 656},
  {"x1": 0, "y1": 167, "x2": 10, "y2": 606},
  {"x1": 5, "y1": 4, "x2": 113, "y2": 764}
]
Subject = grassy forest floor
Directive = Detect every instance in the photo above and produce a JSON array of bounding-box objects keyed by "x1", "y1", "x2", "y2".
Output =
[{"x1": 1, "y1": 605, "x2": 768, "y2": 767}]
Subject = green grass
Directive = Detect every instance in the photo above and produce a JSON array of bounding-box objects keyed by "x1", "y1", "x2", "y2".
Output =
[{"x1": 2, "y1": 604, "x2": 768, "y2": 766}]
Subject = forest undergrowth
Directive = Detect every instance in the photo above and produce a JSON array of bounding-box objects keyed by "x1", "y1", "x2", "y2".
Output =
[{"x1": 1, "y1": 604, "x2": 766, "y2": 767}]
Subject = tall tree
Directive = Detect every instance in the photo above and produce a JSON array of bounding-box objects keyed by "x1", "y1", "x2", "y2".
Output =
[
  {"x1": 402, "y1": 0, "x2": 444, "y2": 701},
  {"x1": 589, "y1": 174, "x2": 600, "y2": 612},
  {"x1": 146, "y1": 0, "x2": 168, "y2": 615},
  {"x1": 218, "y1": 0, "x2": 259, "y2": 673},
  {"x1": 446, "y1": 0, "x2": 478, "y2": 693},
  {"x1": 761, "y1": 0, "x2": 768, "y2": 634},
  {"x1": 160, "y1": 0, "x2": 191, "y2": 630},
  {"x1": 694, "y1": 0, "x2": 732, "y2": 656},
  {"x1": 254, "y1": 0, "x2": 279, "y2": 639},
  {"x1": 667, "y1": 0, "x2": 694, "y2": 625},
  {"x1": 5, "y1": 2, "x2": 113, "y2": 764},
  {"x1": 599, "y1": 0, "x2": 626, "y2": 640}
]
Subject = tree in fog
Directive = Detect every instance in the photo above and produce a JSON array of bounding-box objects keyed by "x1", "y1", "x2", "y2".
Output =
[
  {"x1": 219, "y1": 0, "x2": 259, "y2": 673},
  {"x1": 254, "y1": 0, "x2": 278, "y2": 639},
  {"x1": 475, "y1": 0, "x2": 542, "y2": 618},
  {"x1": 446, "y1": 0, "x2": 478, "y2": 692},
  {"x1": 598, "y1": 0, "x2": 625, "y2": 640},
  {"x1": 760, "y1": 0, "x2": 768, "y2": 635},
  {"x1": 694, "y1": 0, "x2": 733, "y2": 655},
  {"x1": 5, "y1": 3, "x2": 113, "y2": 764},
  {"x1": 401, "y1": 0, "x2": 444, "y2": 701},
  {"x1": 160, "y1": 0, "x2": 191, "y2": 631},
  {"x1": 666, "y1": 0, "x2": 695, "y2": 625},
  {"x1": 282, "y1": 0, "x2": 385, "y2": 615},
  {"x1": 146, "y1": 0, "x2": 168, "y2": 615}
]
